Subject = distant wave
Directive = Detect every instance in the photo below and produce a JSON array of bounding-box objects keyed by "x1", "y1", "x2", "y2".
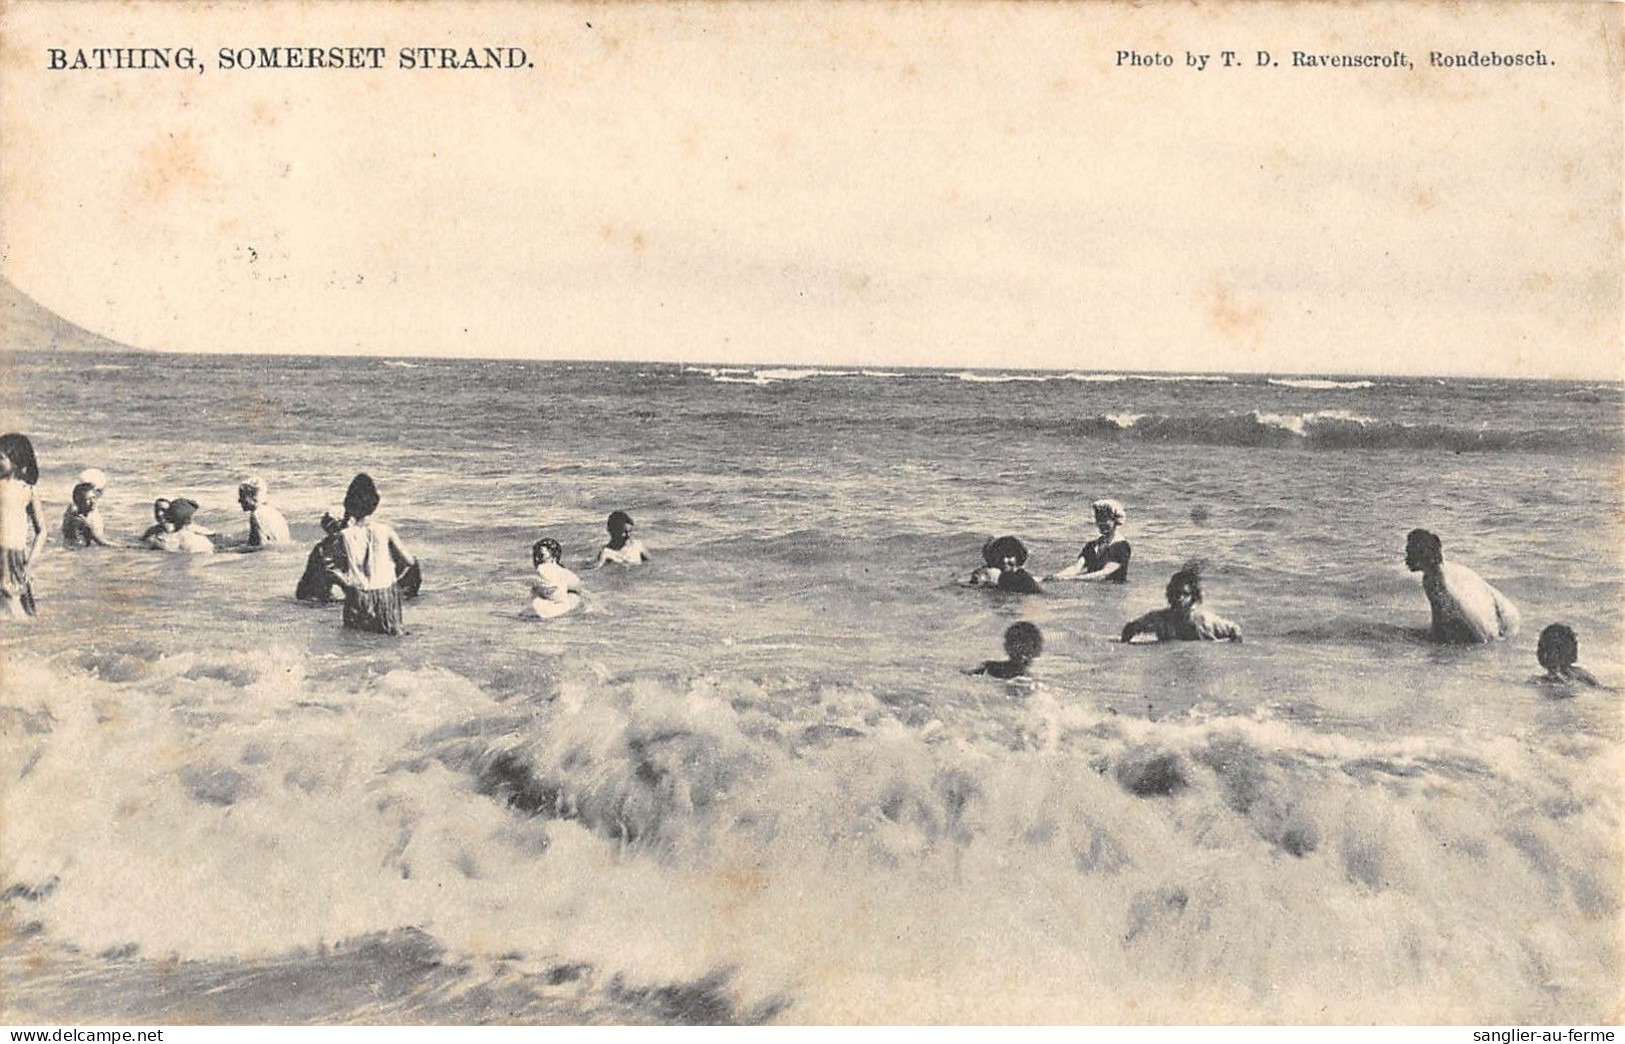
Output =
[
  {"x1": 928, "y1": 408, "x2": 1618, "y2": 452},
  {"x1": 1267, "y1": 378, "x2": 1376, "y2": 390},
  {"x1": 952, "y1": 371, "x2": 1231, "y2": 385},
  {"x1": 690, "y1": 366, "x2": 876, "y2": 384},
  {"x1": 948, "y1": 371, "x2": 1051, "y2": 383},
  {"x1": 383, "y1": 360, "x2": 423, "y2": 369},
  {"x1": 1069, "y1": 408, "x2": 1615, "y2": 452}
]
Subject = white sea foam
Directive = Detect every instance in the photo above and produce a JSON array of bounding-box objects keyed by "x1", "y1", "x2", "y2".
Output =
[
  {"x1": 1269, "y1": 378, "x2": 1376, "y2": 390},
  {"x1": 2, "y1": 648, "x2": 1614, "y2": 1022}
]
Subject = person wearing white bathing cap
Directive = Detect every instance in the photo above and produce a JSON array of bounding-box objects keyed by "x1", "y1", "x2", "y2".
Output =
[
  {"x1": 237, "y1": 475, "x2": 291, "y2": 547},
  {"x1": 1046, "y1": 498, "x2": 1132, "y2": 583},
  {"x1": 76, "y1": 468, "x2": 109, "y2": 493}
]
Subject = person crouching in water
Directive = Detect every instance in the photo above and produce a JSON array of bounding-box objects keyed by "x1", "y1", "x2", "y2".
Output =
[
  {"x1": 1404, "y1": 528, "x2": 1520, "y2": 644},
  {"x1": 962, "y1": 535, "x2": 1043, "y2": 594},
  {"x1": 968, "y1": 621, "x2": 1043, "y2": 679},
  {"x1": 592, "y1": 510, "x2": 649, "y2": 567},
  {"x1": 295, "y1": 506, "x2": 346, "y2": 603},
  {"x1": 237, "y1": 476, "x2": 291, "y2": 547},
  {"x1": 1536, "y1": 623, "x2": 1608, "y2": 691},
  {"x1": 61, "y1": 481, "x2": 112, "y2": 548},
  {"x1": 139, "y1": 498, "x2": 173, "y2": 548},
  {"x1": 327, "y1": 473, "x2": 417, "y2": 635},
  {"x1": 156, "y1": 498, "x2": 214, "y2": 554},
  {"x1": 1121, "y1": 565, "x2": 1242, "y2": 642},
  {"x1": 531, "y1": 538, "x2": 585, "y2": 618}
]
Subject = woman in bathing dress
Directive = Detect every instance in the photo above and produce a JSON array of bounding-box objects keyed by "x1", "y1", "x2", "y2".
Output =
[
  {"x1": 1046, "y1": 499, "x2": 1131, "y2": 583},
  {"x1": 0, "y1": 433, "x2": 47, "y2": 618},
  {"x1": 327, "y1": 473, "x2": 418, "y2": 635}
]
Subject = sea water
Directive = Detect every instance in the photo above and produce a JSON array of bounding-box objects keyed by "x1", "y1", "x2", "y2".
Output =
[{"x1": 0, "y1": 352, "x2": 1619, "y2": 1023}]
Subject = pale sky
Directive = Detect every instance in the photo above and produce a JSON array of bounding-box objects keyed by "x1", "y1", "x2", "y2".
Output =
[{"x1": 2, "y1": 1, "x2": 1619, "y2": 378}]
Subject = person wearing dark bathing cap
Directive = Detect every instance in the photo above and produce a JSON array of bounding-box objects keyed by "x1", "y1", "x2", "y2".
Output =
[
  {"x1": 531, "y1": 536, "x2": 585, "y2": 618},
  {"x1": 592, "y1": 510, "x2": 650, "y2": 567},
  {"x1": 157, "y1": 498, "x2": 214, "y2": 554},
  {"x1": 326, "y1": 473, "x2": 418, "y2": 635},
  {"x1": 961, "y1": 535, "x2": 1043, "y2": 593},
  {"x1": 1121, "y1": 563, "x2": 1241, "y2": 642}
]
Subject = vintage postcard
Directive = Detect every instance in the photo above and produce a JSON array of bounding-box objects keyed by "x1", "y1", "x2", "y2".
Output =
[{"x1": 0, "y1": 0, "x2": 1619, "y2": 1028}]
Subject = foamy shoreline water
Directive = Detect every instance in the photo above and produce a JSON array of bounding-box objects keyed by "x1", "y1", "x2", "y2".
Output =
[{"x1": 1, "y1": 351, "x2": 1620, "y2": 1023}]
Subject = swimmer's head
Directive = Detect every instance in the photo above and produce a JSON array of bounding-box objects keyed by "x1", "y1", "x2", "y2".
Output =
[
  {"x1": 238, "y1": 476, "x2": 266, "y2": 510},
  {"x1": 1537, "y1": 623, "x2": 1579, "y2": 672},
  {"x1": 1166, "y1": 567, "x2": 1203, "y2": 609},
  {"x1": 532, "y1": 538, "x2": 563, "y2": 566},
  {"x1": 1405, "y1": 529, "x2": 1442, "y2": 571},
  {"x1": 344, "y1": 473, "x2": 381, "y2": 522},
  {"x1": 607, "y1": 511, "x2": 634, "y2": 548},
  {"x1": 0, "y1": 433, "x2": 39, "y2": 485},
  {"x1": 167, "y1": 498, "x2": 199, "y2": 528},
  {"x1": 77, "y1": 468, "x2": 109, "y2": 494},
  {"x1": 1092, "y1": 499, "x2": 1126, "y2": 531},
  {"x1": 986, "y1": 535, "x2": 1028, "y2": 570},
  {"x1": 152, "y1": 498, "x2": 171, "y2": 523},
  {"x1": 319, "y1": 505, "x2": 346, "y2": 535},
  {"x1": 1004, "y1": 621, "x2": 1043, "y2": 662},
  {"x1": 70, "y1": 482, "x2": 98, "y2": 512}
]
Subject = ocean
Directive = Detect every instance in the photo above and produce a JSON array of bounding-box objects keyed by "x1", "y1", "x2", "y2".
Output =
[{"x1": 0, "y1": 350, "x2": 1619, "y2": 1023}]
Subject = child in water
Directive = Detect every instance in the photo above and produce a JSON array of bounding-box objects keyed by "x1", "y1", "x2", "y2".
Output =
[
  {"x1": 0, "y1": 434, "x2": 47, "y2": 618},
  {"x1": 1536, "y1": 623, "x2": 1608, "y2": 691},
  {"x1": 531, "y1": 538, "x2": 585, "y2": 618},
  {"x1": 1121, "y1": 565, "x2": 1241, "y2": 643},
  {"x1": 967, "y1": 621, "x2": 1043, "y2": 679},
  {"x1": 592, "y1": 511, "x2": 650, "y2": 566},
  {"x1": 140, "y1": 498, "x2": 173, "y2": 547},
  {"x1": 61, "y1": 481, "x2": 112, "y2": 548}
]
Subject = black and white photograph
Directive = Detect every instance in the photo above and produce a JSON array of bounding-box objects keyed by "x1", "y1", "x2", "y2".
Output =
[{"x1": 0, "y1": 0, "x2": 1619, "y2": 1028}]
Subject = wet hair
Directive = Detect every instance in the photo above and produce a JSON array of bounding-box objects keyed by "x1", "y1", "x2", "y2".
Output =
[
  {"x1": 167, "y1": 498, "x2": 199, "y2": 527},
  {"x1": 344, "y1": 473, "x2": 381, "y2": 521},
  {"x1": 532, "y1": 537, "x2": 563, "y2": 566},
  {"x1": 1537, "y1": 623, "x2": 1579, "y2": 672},
  {"x1": 1166, "y1": 567, "x2": 1204, "y2": 606},
  {"x1": 606, "y1": 510, "x2": 634, "y2": 550},
  {"x1": 1092, "y1": 499, "x2": 1126, "y2": 524},
  {"x1": 0, "y1": 433, "x2": 39, "y2": 485},
  {"x1": 985, "y1": 535, "x2": 1029, "y2": 568},
  {"x1": 1003, "y1": 621, "x2": 1044, "y2": 661},
  {"x1": 71, "y1": 482, "x2": 97, "y2": 512},
  {"x1": 1406, "y1": 529, "x2": 1442, "y2": 567}
]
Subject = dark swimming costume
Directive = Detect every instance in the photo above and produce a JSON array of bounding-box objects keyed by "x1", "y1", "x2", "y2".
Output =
[
  {"x1": 996, "y1": 568, "x2": 1042, "y2": 594},
  {"x1": 1080, "y1": 538, "x2": 1131, "y2": 582},
  {"x1": 295, "y1": 537, "x2": 342, "y2": 603},
  {"x1": 975, "y1": 658, "x2": 1029, "y2": 679}
]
